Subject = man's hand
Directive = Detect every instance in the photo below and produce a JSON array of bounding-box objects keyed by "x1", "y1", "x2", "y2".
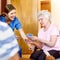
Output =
[{"x1": 16, "y1": 36, "x2": 21, "y2": 40}]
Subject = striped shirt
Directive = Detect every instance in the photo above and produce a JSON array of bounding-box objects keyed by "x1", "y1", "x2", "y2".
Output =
[{"x1": 0, "y1": 21, "x2": 19, "y2": 60}]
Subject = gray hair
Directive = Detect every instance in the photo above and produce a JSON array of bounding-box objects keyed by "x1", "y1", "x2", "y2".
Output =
[{"x1": 37, "y1": 10, "x2": 51, "y2": 20}]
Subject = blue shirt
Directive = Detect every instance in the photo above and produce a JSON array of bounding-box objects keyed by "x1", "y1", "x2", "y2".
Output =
[{"x1": 0, "y1": 16, "x2": 22, "y2": 30}]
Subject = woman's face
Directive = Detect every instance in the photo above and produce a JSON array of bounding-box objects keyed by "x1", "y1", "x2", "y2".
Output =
[
  {"x1": 38, "y1": 16, "x2": 49, "y2": 27},
  {"x1": 7, "y1": 9, "x2": 16, "y2": 20}
]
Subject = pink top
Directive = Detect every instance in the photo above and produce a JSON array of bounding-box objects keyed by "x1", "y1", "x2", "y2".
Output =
[{"x1": 38, "y1": 23, "x2": 60, "y2": 51}]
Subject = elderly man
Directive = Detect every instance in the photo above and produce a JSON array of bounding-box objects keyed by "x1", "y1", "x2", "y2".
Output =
[{"x1": 0, "y1": 21, "x2": 19, "y2": 60}]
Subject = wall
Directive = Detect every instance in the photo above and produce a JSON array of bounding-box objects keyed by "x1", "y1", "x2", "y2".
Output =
[{"x1": 51, "y1": 0, "x2": 60, "y2": 30}]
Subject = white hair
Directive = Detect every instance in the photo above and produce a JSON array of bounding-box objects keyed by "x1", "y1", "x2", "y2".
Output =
[{"x1": 37, "y1": 10, "x2": 51, "y2": 20}]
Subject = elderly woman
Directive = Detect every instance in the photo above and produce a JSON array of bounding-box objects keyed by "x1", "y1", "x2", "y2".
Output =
[{"x1": 28, "y1": 10, "x2": 60, "y2": 60}]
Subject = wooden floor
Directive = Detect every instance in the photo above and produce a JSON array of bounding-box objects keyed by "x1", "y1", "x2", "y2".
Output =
[
  {"x1": 20, "y1": 54, "x2": 31, "y2": 60},
  {"x1": 20, "y1": 58, "x2": 31, "y2": 60}
]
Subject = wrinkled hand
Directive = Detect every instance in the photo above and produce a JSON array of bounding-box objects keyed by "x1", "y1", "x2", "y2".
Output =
[
  {"x1": 25, "y1": 38, "x2": 32, "y2": 44},
  {"x1": 25, "y1": 38, "x2": 35, "y2": 45},
  {"x1": 25, "y1": 39, "x2": 35, "y2": 51}
]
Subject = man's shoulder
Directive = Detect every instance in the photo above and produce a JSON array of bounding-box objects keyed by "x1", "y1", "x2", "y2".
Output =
[
  {"x1": 0, "y1": 21, "x2": 8, "y2": 27},
  {"x1": 0, "y1": 15, "x2": 5, "y2": 18},
  {"x1": 0, "y1": 15, "x2": 6, "y2": 22}
]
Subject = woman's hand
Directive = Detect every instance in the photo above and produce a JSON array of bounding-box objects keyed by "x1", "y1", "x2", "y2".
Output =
[
  {"x1": 25, "y1": 36, "x2": 38, "y2": 45},
  {"x1": 25, "y1": 38, "x2": 32, "y2": 44},
  {"x1": 25, "y1": 38, "x2": 35, "y2": 51},
  {"x1": 25, "y1": 38, "x2": 35, "y2": 46}
]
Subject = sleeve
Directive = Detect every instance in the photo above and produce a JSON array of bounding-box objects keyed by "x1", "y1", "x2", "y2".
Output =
[
  {"x1": 0, "y1": 16, "x2": 6, "y2": 22},
  {"x1": 51, "y1": 25, "x2": 59, "y2": 35},
  {"x1": 15, "y1": 17, "x2": 22, "y2": 30}
]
